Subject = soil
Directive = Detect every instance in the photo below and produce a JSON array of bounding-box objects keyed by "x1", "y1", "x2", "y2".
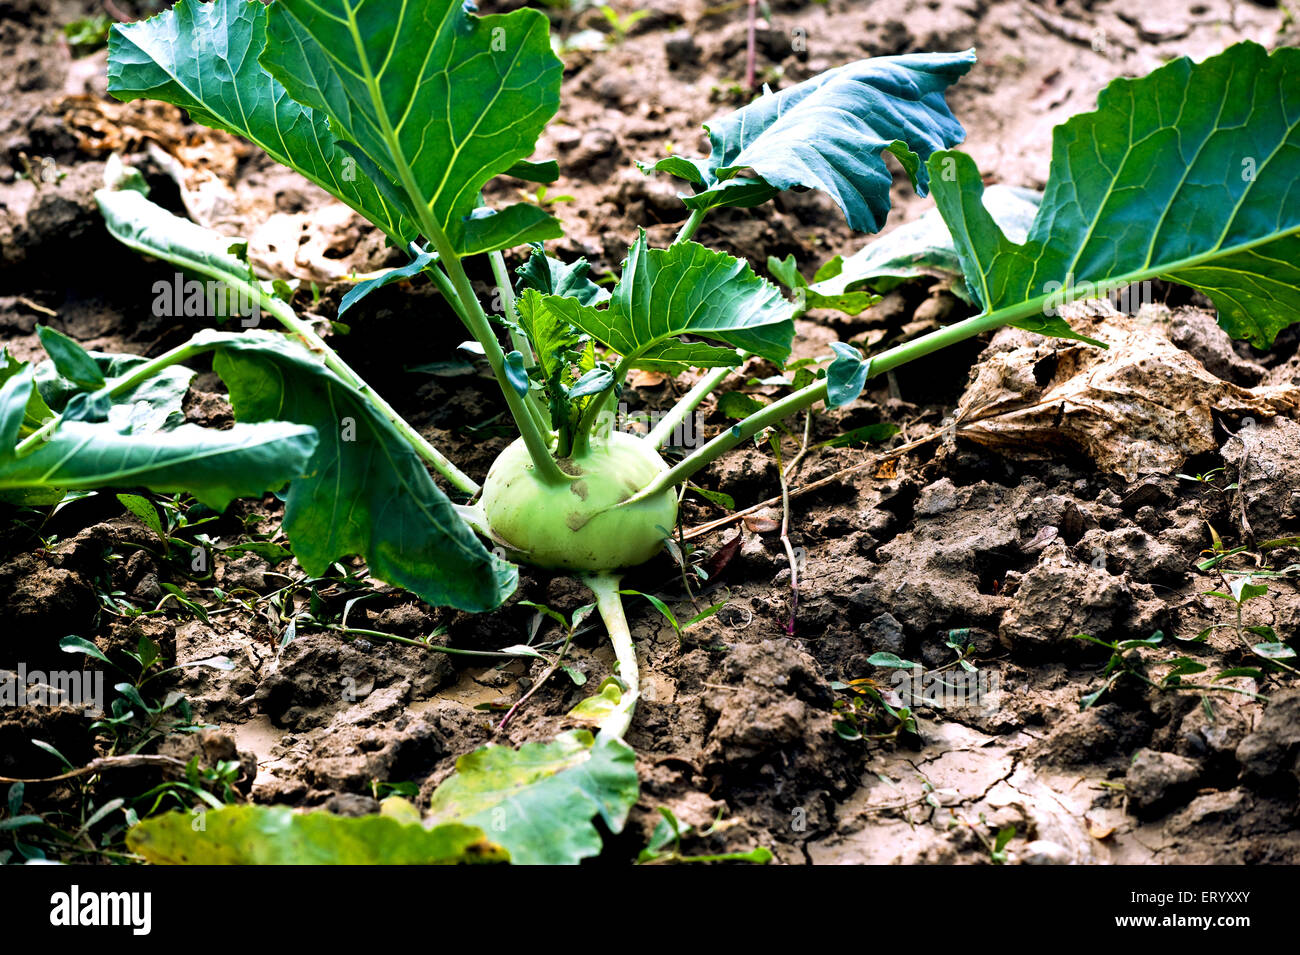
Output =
[{"x1": 2, "y1": 0, "x2": 1299, "y2": 865}]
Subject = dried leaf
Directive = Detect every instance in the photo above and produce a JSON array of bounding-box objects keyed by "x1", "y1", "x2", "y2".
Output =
[{"x1": 955, "y1": 303, "x2": 1300, "y2": 481}]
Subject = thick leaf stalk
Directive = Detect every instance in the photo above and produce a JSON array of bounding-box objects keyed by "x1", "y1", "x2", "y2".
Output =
[{"x1": 584, "y1": 573, "x2": 639, "y2": 740}]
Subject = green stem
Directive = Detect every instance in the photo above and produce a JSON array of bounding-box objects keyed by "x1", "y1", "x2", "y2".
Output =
[
  {"x1": 261, "y1": 291, "x2": 480, "y2": 496},
  {"x1": 645, "y1": 363, "x2": 733, "y2": 448},
  {"x1": 626, "y1": 308, "x2": 1011, "y2": 503},
  {"x1": 571, "y1": 382, "x2": 618, "y2": 457},
  {"x1": 87, "y1": 224, "x2": 481, "y2": 495},
  {"x1": 318, "y1": 623, "x2": 532, "y2": 659},
  {"x1": 673, "y1": 208, "x2": 707, "y2": 245},
  {"x1": 346, "y1": 28, "x2": 565, "y2": 487},
  {"x1": 489, "y1": 250, "x2": 533, "y2": 366},
  {"x1": 584, "y1": 572, "x2": 638, "y2": 740}
]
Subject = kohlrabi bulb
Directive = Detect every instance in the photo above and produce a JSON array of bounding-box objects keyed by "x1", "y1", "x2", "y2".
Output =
[{"x1": 480, "y1": 431, "x2": 678, "y2": 571}]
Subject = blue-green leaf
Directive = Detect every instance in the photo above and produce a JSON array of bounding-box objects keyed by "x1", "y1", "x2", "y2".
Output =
[
  {"x1": 652, "y1": 51, "x2": 975, "y2": 232},
  {"x1": 826, "y1": 342, "x2": 870, "y2": 408}
]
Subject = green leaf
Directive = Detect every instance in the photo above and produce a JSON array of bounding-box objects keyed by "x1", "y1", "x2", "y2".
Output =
[
  {"x1": 0, "y1": 366, "x2": 316, "y2": 511},
  {"x1": 1118, "y1": 632, "x2": 1165, "y2": 649},
  {"x1": 428, "y1": 730, "x2": 639, "y2": 865},
  {"x1": 1252, "y1": 642, "x2": 1296, "y2": 660},
  {"x1": 96, "y1": 186, "x2": 259, "y2": 293},
  {"x1": 810, "y1": 185, "x2": 1041, "y2": 304},
  {"x1": 767, "y1": 253, "x2": 806, "y2": 290},
  {"x1": 516, "y1": 249, "x2": 610, "y2": 307},
  {"x1": 35, "y1": 325, "x2": 104, "y2": 389},
  {"x1": 537, "y1": 232, "x2": 796, "y2": 372},
  {"x1": 461, "y1": 204, "x2": 563, "y2": 257},
  {"x1": 505, "y1": 159, "x2": 560, "y2": 184},
  {"x1": 503, "y1": 350, "x2": 531, "y2": 399},
  {"x1": 108, "y1": 0, "x2": 415, "y2": 244},
  {"x1": 768, "y1": 251, "x2": 885, "y2": 317},
  {"x1": 868, "y1": 652, "x2": 919, "y2": 669},
  {"x1": 339, "y1": 246, "x2": 437, "y2": 318},
  {"x1": 821, "y1": 422, "x2": 900, "y2": 448},
  {"x1": 516, "y1": 288, "x2": 585, "y2": 384},
  {"x1": 203, "y1": 329, "x2": 517, "y2": 613},
  {"x1": 1229, "y1": 577, "x2": 1268, "y2": 604},
  {"x1": 260, "y1": 0, "x2": 563, "y2": 255},
  {"x1": 716, "y1": 391, "x2": 767, "y2": 420},
  {"x1": 1163, "y1": 657, "x2": 1209, "y2": 677},
  {"x1": 566, "y1": 366, "x2": 614, "y2": 399},
  {"x1": 59, "y1": 635, "x2": 112, "y2": 666},
  {"x1": 116, "y1": 493, "x2": 165, "y2": 539},
  {"x1": 568, "y1": 680, "x2": 624, "y2": 724},
  {"x1": 653, "y1": 51, "x2": 975, "y2": 231},
  {"x1": 826, "y1": 342, "x2": 870, "y2": 408},
  {"x1": 35, "y1": 351, "x2": 193, "y2": 436},
  {"x1": 126, "y1": 804, "x2": 505, "y2": 864},
  {"x1": 929, "y1": 43, "x2": 1300, "y2": 348},
  {"x1": 687, "y1": 485, "x2": 735, "y2": 510},
  {"x1": 0, "y1": 349, "x2": 56, "y2": 443},
  {"x1": 1214, "y1": 667, "x2": 1264, "y2": 681}
]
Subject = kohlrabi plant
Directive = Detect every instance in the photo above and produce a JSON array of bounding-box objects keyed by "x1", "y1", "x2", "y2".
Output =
[{"x1": 2, "y1": 0, "x2": 1296, "y2": 863}]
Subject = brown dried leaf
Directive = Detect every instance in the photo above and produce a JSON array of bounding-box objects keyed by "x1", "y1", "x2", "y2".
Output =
[{"x1": 954, "y1": 303, "x2": 1300, "y2": 481}]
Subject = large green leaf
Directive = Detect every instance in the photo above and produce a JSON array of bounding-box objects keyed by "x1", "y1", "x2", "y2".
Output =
[
  {"x1": 809, "y1": 184, "x2": 1042, "y2": 304},
  {"x1": 259, "y1": 0, "x2": 563, "y2": 255},
  {"x1": 650, "y1": 51, "x2": 975, "y2": 231},
  {"x1": 108, "y1": 0, "x2": 415, "y2": 244},
  {"x1": 429, "y1": 729, "x2": 639, "y2": 866},
  {"x1": 0, "y1": 364, "x2": 315, "y2": 510},
  {"x1": 96, "y1": 185, "x2": 261, "y2": 292},
  {"x1": 97, "y1": 185, "x2": 516, "y2": 612},
  {"x1": 35, "y1": 350, "x2": 193, "y2": 436},
  {"x1": 536, "y1": 232, "x2": 796, "y2": 372},
  {"x1": 126, "y1": 804, "x2": 505, "y2": 864},
  {"x1": 202, "y1": 329, "x2": 517, "y2": 613},
  {"x1": 929, "y1": 42, "x2": 1300, "y2": 349}
]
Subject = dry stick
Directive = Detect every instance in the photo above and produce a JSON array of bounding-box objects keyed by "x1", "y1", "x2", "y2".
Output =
[
  {"x1": 0, "y1": 754, "x2": 189, "y2": 785},
  {"x1": 774, "y1": 437, "x2": 799, "y2": 634},
  {"x1": 783, "y1": 408, "x2": 814, "y2": 479},
  {"x1": 496, "y1": 628, "x2": 576, "y2": 732},
  {"x1": 682, "y1": 428, "x2": 943, "y2": 541}
]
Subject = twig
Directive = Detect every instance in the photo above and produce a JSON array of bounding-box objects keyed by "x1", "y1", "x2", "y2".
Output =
[
  {"x1": 770, "y1": 435, "x2": 799, "y2": 634},
  {"x1": 0, "y1": 754, "x2": 188, "y2": 785},
  {"x1": 683, "y1": 428, "x2": 943, "y2": 541},
  {"x1": 16, "y1": 296, "x2": 56, "y2": 317},
  {"x1": 497, "y1": 631, "x2": 574, "y2": 731}
]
